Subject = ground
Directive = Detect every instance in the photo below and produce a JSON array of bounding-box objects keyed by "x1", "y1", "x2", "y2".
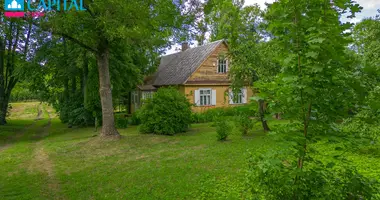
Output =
[{"x1": 0, "y1": 102, "x2": 379, "y2": 199}]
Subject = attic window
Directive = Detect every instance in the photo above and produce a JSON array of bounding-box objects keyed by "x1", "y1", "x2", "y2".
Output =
[{"x1": 218, "y1": 58, "x2": 227, "y2": 73}]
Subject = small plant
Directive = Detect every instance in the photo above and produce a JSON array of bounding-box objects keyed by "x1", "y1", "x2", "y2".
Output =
[
  {"x1": 216, "y1": 118, "x2": 232, "y2": 141},
  {"x1": 237, "y1": 114, "x2": 254, "y2": 135}
]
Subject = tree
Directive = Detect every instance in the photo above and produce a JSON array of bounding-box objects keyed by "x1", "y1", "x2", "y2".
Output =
[
  {"x1": 0, "y1": 17, "x2": 33, "y2": 125},
  {"x1": 33, "y1": 0, "x2": 187, "y2": 137},
  {"x1": 199, "y1": 1, "x2": 276, "y2": 132},
  {"x1": 246, "y1": 0, "x2": 378, "y2": 198}
]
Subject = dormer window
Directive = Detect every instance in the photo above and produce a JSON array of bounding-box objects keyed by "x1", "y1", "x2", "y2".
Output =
[{"x1": 217, "y1": 57, "x2": 227, "y2": 73}]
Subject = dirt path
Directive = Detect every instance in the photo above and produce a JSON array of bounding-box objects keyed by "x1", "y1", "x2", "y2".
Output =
[{"x1": 29, "y1": 106, "x2": 65, "y2": 199}]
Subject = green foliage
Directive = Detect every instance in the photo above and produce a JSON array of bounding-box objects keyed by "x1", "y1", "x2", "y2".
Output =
[
  {"x1": 191, "y1": 105, "x2": 255, "y2": 124},
  {"x1": 115, "y1": 114, "x2": 129, "y2": 129},
  {"x1": 9, "y1": 83, "x2": 39, "y2": 102},
  {"x1": 129, "y1": 111, "x2": 141, "y2": 126},
  {"x1": 237, "y1": 115, "x2": 254, "y2": 135},
  {"x1": 69, "y1": 107, "x2": 94, "y2": 127},
  {"x1": 139, "y1": 87, "x2": 192, "y2": 135},
  {"x1": 198, "y1": 175, "x2": 248, "y2": 200},
  {"x1": 216, "y1": 118, "x2": 232, "y2": 141},
  {"x1": 247, "y1": 149, "x2": 379, "y2": 199}
]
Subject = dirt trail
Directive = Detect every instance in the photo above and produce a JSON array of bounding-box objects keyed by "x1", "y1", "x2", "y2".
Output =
[{"x1": 29, "y1": 106, "x2": 64, "y2": 199}]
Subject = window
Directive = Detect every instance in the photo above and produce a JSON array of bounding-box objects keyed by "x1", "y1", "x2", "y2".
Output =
[
  {"x1": 230, "y1": 88, "x2": 246, "y2": 104},
  {"x1": 218, "y1": 58, "x2": 227, "y2": 73},
  {"x1": 142, "y1": 91, "x2": 154, "y2": 100},
  {"x1": 200, "y1": 89, "x2": 212, "y2": 106},
  {"x1": 132, "y1": 91, "x2": 138, "y2": 104}
]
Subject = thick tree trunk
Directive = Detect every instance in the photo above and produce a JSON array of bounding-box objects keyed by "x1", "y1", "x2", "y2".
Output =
[
  {"x1": 0, "y1": 36, "x2": 5, "y2": 125},
  {"x1": 0, "y1": 99, "x2": 6, "y2": 125},
  {"x1": 258, "y1": 99, "x2": 270, "y2": 132},
  {"x1": 96, "y1": 45, "x2": 120, "y2": 138},
  {"x1": 0, "y1": 92, "x2": 10, "y2": 125}
]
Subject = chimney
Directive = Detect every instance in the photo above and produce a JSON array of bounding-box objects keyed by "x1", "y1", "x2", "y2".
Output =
[{"x1": 181, "y1": 42, "x2": 189, "y2": 51}]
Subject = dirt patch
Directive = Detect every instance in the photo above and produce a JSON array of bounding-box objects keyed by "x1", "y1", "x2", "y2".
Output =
[
  {"x1": 36, "y1": 103, "x2": 44, "y2": 121},
  {"x1": 29, "y1": 143, "x2": 64, "y2": 199},
  {"x1": 32, "y1": 145, "x2": 55, "y2": 176},
  {"x1": 0, "y1": 144, "x2": 11, "y2": 152}
]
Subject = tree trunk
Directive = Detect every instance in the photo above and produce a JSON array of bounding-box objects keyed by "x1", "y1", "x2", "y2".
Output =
[
  {"x1": 258, "y1": 99, "x2": 270, "y2": 132},
  {"x1": 0, "y1": 92, "x2": 11, "y2": 125},
  {"x1": 0, "y1": 36, "x2": 5, "y2": 125},
  {"x1": 96, "y1": 45, "x2": 120, "y2": 138}
]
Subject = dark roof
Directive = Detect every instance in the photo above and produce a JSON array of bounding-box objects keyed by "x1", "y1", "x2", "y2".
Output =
[
  {"x1": 137, "y1": 85, "x2": 157, "y2": 91},
  {"x1": 152, "y1": 40, "x2": 224, "y2": 86}
]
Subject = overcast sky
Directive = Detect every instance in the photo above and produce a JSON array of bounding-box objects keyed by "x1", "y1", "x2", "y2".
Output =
[{"x1": 245, "y1": 0, "x2": 379, "y2": 23}]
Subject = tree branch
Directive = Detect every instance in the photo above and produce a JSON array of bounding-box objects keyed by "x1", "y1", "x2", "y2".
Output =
[{"x1": 30, "y1": 21, "x2": 98, "y2": 53}]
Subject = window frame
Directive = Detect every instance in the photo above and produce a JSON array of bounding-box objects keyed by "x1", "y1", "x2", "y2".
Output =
[
  {"x1": 230, "y1": 89, "x2": 244, "y2": 105},
  {"x1": 217, "y1": 57, "x2": 227, "y2": 74},
  {"x1": 142, "y1": 91, "x2": 154, "y2": 100}
]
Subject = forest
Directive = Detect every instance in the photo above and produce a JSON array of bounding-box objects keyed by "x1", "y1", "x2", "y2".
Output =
[{"x1": 0, "y1": 0, "x2": 380, "y2": 199}]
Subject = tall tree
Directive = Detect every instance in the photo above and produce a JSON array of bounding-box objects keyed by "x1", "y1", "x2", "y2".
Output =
[
  {"x1": 245, "y1": 0, "x2": 376, "y2": 198},
  {"x1": 0, "y1": 17, "x2": 33, "y2": 125},
  {"x1": 33, "y1": 0, "x2": 187, "y2": 137}
]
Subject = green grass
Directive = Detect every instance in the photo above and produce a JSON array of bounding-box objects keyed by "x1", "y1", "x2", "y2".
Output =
[{"x1": 0, "y1": 102, "x2": 379, "y2": 199}]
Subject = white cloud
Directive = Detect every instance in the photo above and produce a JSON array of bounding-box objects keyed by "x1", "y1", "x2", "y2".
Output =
[
  {"x1": 356, "y1": 0, "x2": 380, "y2": 9},
  {"x1": 7, "y1": 0, "x2": 22, "y2": 9}
]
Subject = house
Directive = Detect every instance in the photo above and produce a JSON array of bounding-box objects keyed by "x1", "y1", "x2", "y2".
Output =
[{"x1": 131, "y1": 40, "x2": 253, "y2": 113}]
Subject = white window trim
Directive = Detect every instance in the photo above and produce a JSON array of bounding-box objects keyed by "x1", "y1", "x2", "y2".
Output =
[
  {"x1": 217, "y1": 58, "x2": 228, "y2": 74},
  {"x1": 229, "y1": 88, "x2": 247, "y2": 105},
  {"x1": 199, "y1": 88, "x2": 212, "y2": 106},
  {"x1": 142, "y1": 91, "x2": 153, "y2": 100},
  {"x1": 195, "y1": 88, "x2": 216, "y2": 107}
]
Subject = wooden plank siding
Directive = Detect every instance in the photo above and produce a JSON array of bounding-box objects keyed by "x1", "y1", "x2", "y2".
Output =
[
  {"x1": 183, "y1": 85, "x2": 254, "y2": 112},
  {"x1": 186, "y1": 43, "x2": 230, "y2": 83}
]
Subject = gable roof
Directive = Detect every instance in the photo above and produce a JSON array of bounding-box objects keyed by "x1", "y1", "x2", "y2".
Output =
[{"x1": 152, "y1": 40, "x2": 225, "y2": 86}]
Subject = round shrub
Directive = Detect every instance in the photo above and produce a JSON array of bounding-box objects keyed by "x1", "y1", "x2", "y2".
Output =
[
  {"x1": 216, "y1": 118, "x2": 232, "y2": 141},
  {"x1": 139, "y1": 87, "x2": 192, "y2": 135}
]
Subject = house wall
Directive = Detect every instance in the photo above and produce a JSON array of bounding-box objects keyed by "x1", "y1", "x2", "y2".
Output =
[
  {"x1": 184, "y1": 85, "x2": 254, "y2": 113},
  {"x1": 184, "y1": 42, "x2": 253, "y2": 112},
  {"x1": 186, "y1": 43, "x2": 230, "y2": 84},
  {"x1": 131, "y1": 42, "x2": 254, "y2": 114}
]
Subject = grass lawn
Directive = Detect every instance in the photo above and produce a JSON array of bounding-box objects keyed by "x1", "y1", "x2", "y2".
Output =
[{"x1": 0, "y1": 102, "x2": 379, "y2": 199}]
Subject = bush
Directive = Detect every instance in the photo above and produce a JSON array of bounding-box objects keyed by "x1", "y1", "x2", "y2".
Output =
[
  {"x1": 139, "y1": 87, "x2": 192, "y2": 135},
  {"x1": 115, "y1": 114, "x2": 129, "y2": 129},
  {"x1": 69, "y1": 107, "x2": 95, "y2": 126},
  {"x1": 216, "y1": 118, "x2": 232, "y2": 141},
  {"x1": 191, "y1": 105, "x2": 256, "y2": 124},
  {"x1": 237, "y1": 114, "x2": 254, "y2": 135},
  {"x1": 247, "y1": 150, "x2": 379, "y2": 199},
  {"x1": 130, "y1": 110, "x2": 141, "y2": 125}
]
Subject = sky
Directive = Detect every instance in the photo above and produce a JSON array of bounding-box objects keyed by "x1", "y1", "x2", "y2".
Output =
[
  {"x1": 167, "y1": 0, "x2": 379, "y2": 55},
  {"x1": 245, "y1": 0, "x2": 379, "y2": 23}
]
